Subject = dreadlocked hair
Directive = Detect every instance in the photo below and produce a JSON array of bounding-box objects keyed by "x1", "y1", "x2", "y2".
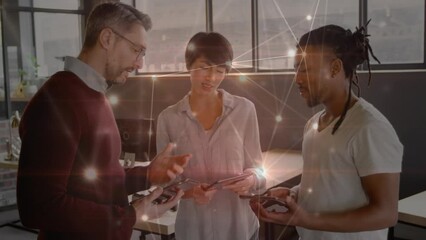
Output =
[{"x1": 298, "y1": 20, "x2": 380, "y2": 134}]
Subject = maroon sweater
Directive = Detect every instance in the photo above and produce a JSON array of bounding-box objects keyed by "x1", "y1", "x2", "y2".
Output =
[{"x1": 17, "y1": 71, "x2": 150, "y2": 240}]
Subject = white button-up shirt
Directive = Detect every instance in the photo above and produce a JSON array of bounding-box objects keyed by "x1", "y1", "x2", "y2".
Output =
[{"x1": 156, "y1": 89, "x2": 264, "y2": 240}]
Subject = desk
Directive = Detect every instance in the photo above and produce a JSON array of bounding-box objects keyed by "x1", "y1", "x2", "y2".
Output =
[
  {"x1": 398, "y1": 190, "x2": 426, "y2": 227},
  {"x1": 133, "y1": 210, "x2": 176, "y2": 240},
  {"x1": 262, "y1": 149, "x2": 303, "y2": 190},
  {"x1": 0, "y1": 149, "x2": 303, "y2": 186},
  {"x1": 0, "y1": 159, "x2": 18, "y2": 170},
  {"x1": 261, "y1": 149, "x2": 303, "y2": 240},
  {"x1": 0, "y1": 154, "x2": 18, "y2": 208}
]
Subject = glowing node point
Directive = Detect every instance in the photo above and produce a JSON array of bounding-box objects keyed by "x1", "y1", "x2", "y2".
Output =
[
  {"x1": 275, "y1": 115, "x2": 283, "y2": 123},
  {"x1": 141, "y1": 214, "x2": 148, "y2": 221},
  {"x1": 187, "y1": 43, "x2": 196, "y2": 52},
  {"x1": 288, "y1": 49, "x2": 296, "y2": 57},
  {"x1": 84, "y1": 168, "x2": 97, "y2": 181},
  {"x1": 312, "y1": 123, "x2": 319, "y2": 130},
  {"x1": 302, "y1": 51, "x2": 307, "y2": 58},
  {"x1": 108, "y1": 95, "x2": 119, "y2": 105},
  {"x1": 148, "y1": 130, "x2": 153, "y2": 136},
  {"x1": 225, "y1": 60, "x2": 232, "y2": 67},
  {"x1": 306, "y1": 15, "x2": 312, "y2": 21},
  {"x1": 260, "y1": 167, "x2": 267, "y2": 177},
  {"x1": 239, "y1": 74, "x2": 247, "y2": 82},
  {"x1": 152, "y1": 75, "x2": 157, "y2": 81},
  {"x1": 307, "y1": 188, "x2": 313, "y2": 194}
]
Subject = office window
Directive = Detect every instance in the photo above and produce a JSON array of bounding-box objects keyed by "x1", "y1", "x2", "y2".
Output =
[
  {"x1": 17, "y1": 0, "x2": 31, "y2": 7},
  {"x1": 19, "y1": 12, "x2": 36, "y2": 81},
  {"x1": 33, "y1": 13, "x2": 81, "y2": 77},
  {"x1": 0, "y1": 17, "x2": 6, "y2": 118},
  {"x1": 135, "y1": 0, "x2": 205, "y2": 73},
  {"x1": 368, "y1": 0, "x2": 424, "y2": 64},
  {"x1": 258, "y1": 0, "x2": 358, "y2": 70},
  {"x1": 120, "y1": 0, "x2": 135, "y2": 6},
  {"x1": 213, "y1": 0, "x2": 252, "y2": 69},
  {"x1": 33, "y1": 0, "x2": 81, "y2": 10},
  {"x1": 1, "y1": 1, "x2": 84, "y2": 117}
]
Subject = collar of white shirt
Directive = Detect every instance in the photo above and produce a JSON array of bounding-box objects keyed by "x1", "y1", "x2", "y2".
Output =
[
  {"x1": 177, "y1": 89, "x2": 236, "y2": 113},
  {"x1": 64, "y1": 56, "x2": 108, "y2": 93}
]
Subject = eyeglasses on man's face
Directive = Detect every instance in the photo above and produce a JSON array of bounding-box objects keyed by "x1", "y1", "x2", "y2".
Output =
[{"x1": 110, "y1": 28, "x2": 146, "y2": 61}]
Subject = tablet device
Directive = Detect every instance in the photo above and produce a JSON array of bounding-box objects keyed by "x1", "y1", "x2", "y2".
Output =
[
  {"x1": 240, "y1": 194, "x2": 288, "y2": 211},
  {"x1": 203, "y1": 172, "x2": 253, "y2": 191},
  {"x1": 131, "y1": 178, "x2": 195, "y2": 205},
  {"x1": 152, "y1": 178, "x2": 194, "y2": 204}
]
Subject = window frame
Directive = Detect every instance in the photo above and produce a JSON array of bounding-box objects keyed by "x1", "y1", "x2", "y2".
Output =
[
  {"x1": 133, "y1": 0, "x2": 210, "y2": 75},
  {"x1": 361, "y1": 0, "x2": 426, "y2": 70},
  {"x1": 0, "y1": 0, "x2": 85, "y2": 119}
]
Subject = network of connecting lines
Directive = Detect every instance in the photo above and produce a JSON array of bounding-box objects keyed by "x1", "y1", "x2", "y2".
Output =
[
  {"x1": 136, "y1": 0, "x2": 338, "y2": 152},
  {"x1": 131, "y1": 0, "x2": 362, "y2": 235}
]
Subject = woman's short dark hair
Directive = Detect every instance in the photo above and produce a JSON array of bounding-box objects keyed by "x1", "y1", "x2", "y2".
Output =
[{"x1": 185, "y1": 32, "x2": 233, "y2": 72}]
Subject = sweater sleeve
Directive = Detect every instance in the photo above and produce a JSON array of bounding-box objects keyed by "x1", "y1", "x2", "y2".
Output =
[{"x1": 17, "y1": 95, "x2": 135, "y2": 239}]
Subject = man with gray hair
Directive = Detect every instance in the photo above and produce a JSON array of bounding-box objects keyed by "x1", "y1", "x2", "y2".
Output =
[{"x1": 17, "y1": 3, "x2": 191, "y2": 240}]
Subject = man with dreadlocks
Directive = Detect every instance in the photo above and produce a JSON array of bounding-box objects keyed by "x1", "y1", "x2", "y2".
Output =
[{"x1": 252, "y1": 23, "x2": 403, "y2": 240}]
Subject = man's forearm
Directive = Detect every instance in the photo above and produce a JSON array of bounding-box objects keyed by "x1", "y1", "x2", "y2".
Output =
[{"x1": 301, "y1": 204, "x2": 397, "y2": 232}]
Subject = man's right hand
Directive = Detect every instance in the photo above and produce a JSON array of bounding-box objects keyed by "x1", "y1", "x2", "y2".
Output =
[{"x1": 132, "y1": 187, "x2": 184, "y2": 222}]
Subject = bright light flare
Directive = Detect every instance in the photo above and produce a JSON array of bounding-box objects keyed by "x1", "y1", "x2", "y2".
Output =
[
  {"x1": 259, "y1": 167, "x2": 267, "y2": 178},
  {"x1": 287, "y1": 49, "x2": 296, "y2": 57},
  {"x1": 84, "y1": 167, "x2": 97, "y2": 181},
  {"x1": 108, "y1": 95, "x2": 119, "y2": 105}
]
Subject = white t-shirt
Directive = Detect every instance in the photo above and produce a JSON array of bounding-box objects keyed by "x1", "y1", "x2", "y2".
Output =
[{"x1": 296, "y1": 98, "x2": 403, "y2": 240}]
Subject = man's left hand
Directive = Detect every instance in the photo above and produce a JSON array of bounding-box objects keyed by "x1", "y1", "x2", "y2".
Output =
[{"x1": 250, "y1": 195, "x2": 309, "y2": 227}]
